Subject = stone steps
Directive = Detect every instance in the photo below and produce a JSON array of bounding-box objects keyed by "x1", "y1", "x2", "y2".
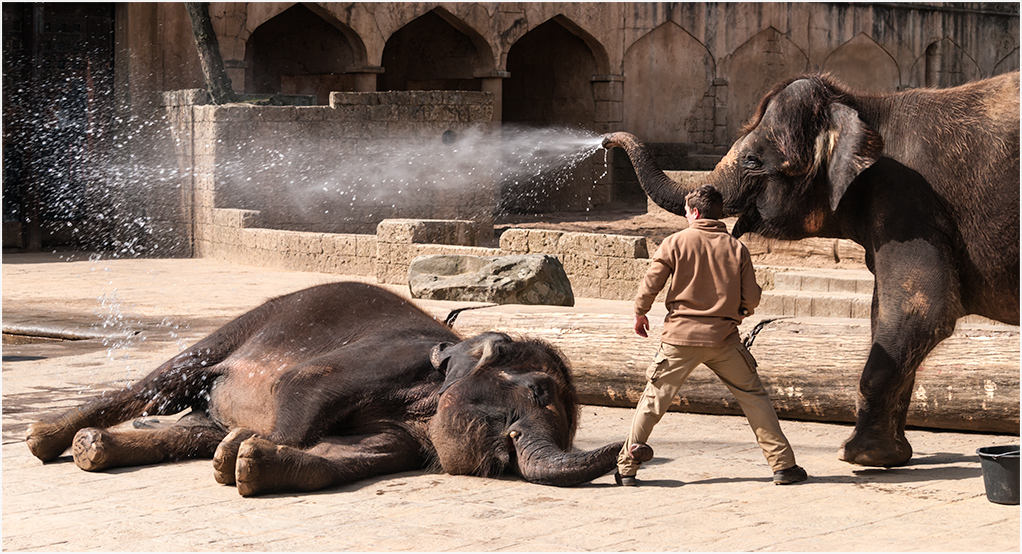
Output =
[{"x1": 758, "y1": 266, "x2": 1009, "y2": 326}]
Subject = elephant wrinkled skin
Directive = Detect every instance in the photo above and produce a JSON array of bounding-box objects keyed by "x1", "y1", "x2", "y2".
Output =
[
  {"x1": 26, "y1": 282, "x2": 627, "y2": 496},
  {"x1": 605, "y1": 71, "x2": 1020, "y2": 468}
]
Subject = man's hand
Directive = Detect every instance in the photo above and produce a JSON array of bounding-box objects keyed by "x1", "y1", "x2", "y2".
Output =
[{"x1": 634, "y1": 314, "x2": 650, "y2": 337}]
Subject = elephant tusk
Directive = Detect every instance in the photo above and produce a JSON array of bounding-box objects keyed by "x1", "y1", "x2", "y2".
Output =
[{"x1": 509, "y1": 430, "x2": 520, "y2": 440}]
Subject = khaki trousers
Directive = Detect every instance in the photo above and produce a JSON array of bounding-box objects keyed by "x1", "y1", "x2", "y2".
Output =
[{"x1": 617, "y1": 341, "x2": 796, "y2": 476}]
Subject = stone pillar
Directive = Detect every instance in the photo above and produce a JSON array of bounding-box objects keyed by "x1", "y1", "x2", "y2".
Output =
[
  {"x1": 347, "y1": 65, "x2": 384, "y2": 92},
  {"x1": 223, "y1": 59, "x2": 246, "y2": 93},
  {"x1": 591, "y1": 74, "x2": 624, "y2": 133},
  {"x1": 711, "y1": 77, "x2": 729, "y2": 148},
  {"x1": 478, "y1": 70, "x2": 510, "y2": 124},
  {"x1": 591, "y1": 74, "x2": 624, "y2": 205}
]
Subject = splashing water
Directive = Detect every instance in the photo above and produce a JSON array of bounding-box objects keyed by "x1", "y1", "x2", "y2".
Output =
[{"x1": 205, "y1": 124, "x2": 609, "y2": 233}]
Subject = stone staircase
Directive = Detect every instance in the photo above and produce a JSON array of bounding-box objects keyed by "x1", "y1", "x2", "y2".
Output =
[
  {"x1": 757, "y1": 266, "x2": 1009, "y2": 326},
  {"x1": 758, "y1": 267, "x2": 873, "y2": 319}
]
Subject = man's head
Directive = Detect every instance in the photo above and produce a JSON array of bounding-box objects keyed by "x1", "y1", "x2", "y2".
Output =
[{"x1": 685, "y1": 184, "x2": 724, "y2": 221}]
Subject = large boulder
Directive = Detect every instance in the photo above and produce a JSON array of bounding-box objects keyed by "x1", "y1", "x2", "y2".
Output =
[{"x1": 409, "y1": 254, "x2": 574, "y2": 306}]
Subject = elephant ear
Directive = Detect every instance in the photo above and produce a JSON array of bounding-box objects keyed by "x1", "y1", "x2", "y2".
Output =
[
  {"x1": 825, "y1": 103, "x2": 884, "y2": 211},
  {"x1": 434, "y1": 333, "x2": 511, "y2": 393}
]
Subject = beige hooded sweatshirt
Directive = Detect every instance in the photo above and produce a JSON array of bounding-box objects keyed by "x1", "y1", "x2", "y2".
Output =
[{"x1": 634, "y1": 219, "x2": 761, "y2": 347}]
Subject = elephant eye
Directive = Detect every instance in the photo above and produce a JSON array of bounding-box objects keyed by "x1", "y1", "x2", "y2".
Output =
[{"x1": 741, "y1": 154, "x2": 764, "y2": 172}]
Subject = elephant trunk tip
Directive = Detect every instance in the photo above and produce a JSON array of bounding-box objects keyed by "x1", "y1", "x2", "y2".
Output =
[{"x1": 601, "y1": 131, "x2": 635, "y2": 150}]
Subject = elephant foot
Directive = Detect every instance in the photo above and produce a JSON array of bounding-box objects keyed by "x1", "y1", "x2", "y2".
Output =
[
  {"x1": 235, "y1": 437, "x2": 332, "y2": 497},
  {"x1": 72, "y1": 428, "x2": 114, "y2": 471},
  {"x1": 837, "y1": 430, "x2": 913, "y2": 467},
  {"x1": 212, "y1": 429, "x2": 258, "y2": 485},
  {"x1": 26, "y1": 421, "x2": 75, "y2": 462}
]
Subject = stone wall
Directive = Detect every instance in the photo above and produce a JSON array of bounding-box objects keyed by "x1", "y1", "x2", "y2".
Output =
[
  {"x1": 164, "y1": 90, "x2": 496, "y2": 258},
  {"x1": 196, "y1": 210, "x2": 654, "y2": 300}
]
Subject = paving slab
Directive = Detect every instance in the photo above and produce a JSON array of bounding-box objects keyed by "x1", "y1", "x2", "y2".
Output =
[{"x1": 2, "y1": 253, "x2": 1019, "y2": 552}]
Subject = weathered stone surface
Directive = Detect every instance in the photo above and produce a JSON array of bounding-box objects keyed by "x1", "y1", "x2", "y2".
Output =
[{"x1": 408, "y1": 254, "x2": 574, "y2": 306}]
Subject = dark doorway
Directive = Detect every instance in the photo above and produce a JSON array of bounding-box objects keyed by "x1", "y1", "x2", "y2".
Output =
[
  {"x1": 379, "y1": 10, "x2": 481, "y2": 92},
  {"x1": 2, "y1": 3, "x2": 115, "y2": 251},
  {"x1": 501, "y1": 19, "x2": 598, "y2": 213},
  {"x1": 245, "y1": 4, "x2": 358, "y2": 104}
]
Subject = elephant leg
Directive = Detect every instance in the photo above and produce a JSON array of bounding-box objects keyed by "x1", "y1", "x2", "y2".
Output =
[
  {"x1": 232, "y1": 428, "x2": 425, "y2": 497},
  {"x1": 838, "y1": 242, "x2": 960, "y2": 467},
  {"x1": 26, "y1": 324, "x2": 247, "y2": 463},
  {"x1": 72, "y1": 411, "x2": 227, "y2": 471}
]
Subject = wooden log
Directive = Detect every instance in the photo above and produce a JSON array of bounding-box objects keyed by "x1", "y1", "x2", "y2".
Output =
[{"x1": 442, "y1": 310, "x2": 1020, "y2": 434}]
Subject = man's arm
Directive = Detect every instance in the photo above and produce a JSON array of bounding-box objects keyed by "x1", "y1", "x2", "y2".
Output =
[
  {"x1": 634, "y1": 257, "x2": 672, "y2": 336},
  {"x1": 738, "y1": 248, "x2": 762, "y2": 318}
]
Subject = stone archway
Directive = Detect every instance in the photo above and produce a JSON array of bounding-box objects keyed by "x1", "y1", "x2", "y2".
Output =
[
  {"x1": 723, "y1": 27, "x2": 808, "y2": 141},
  {"x1": 823, "y1": 33, "x2": 900, "y2": 92},
  {"x1": 244, "y1": 3, "x2": 362, "y2": 104},
  {"x1": 919, "y1": 38, "x2": 982, "y2": 88},
  {"x1": 500, "y1": 17, "x2": 601, "y2": 213},
  {"x1": 503, "y1": 18, "x2": 598, "y2": 129},
  {"x1": 379, "y1": 9, "x2": 484, "y2": 92},
  {"x1": 622, "y1": 21, "x2": 715, "y2": 144}
]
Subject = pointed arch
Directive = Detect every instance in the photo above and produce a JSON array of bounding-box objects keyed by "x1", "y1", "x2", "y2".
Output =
[
  {"x1": 243, "y1": 3, "x2": 368, "y2": 103},
  {"x1": 723, "y1": 27, "x2": 808, "y2": 140},
  {"x1": 623, "y1": 21, "x2": 714, "y2": 143},
  {"x1": 823, "y1": 33, "x2": 900, "y2": 92},
  {"x1": 379, "y1": 8, "x2": 491, "y2": 91}
]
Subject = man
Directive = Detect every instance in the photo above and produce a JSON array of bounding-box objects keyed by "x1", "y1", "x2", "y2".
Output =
[{"x1": 615, "y1": 184, "x2": 807, "y2": 486}]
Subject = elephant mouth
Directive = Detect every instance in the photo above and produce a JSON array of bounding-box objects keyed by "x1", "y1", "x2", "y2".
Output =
[{"x1": 731, "y1": 207, "x2": 762, "y2": 238}]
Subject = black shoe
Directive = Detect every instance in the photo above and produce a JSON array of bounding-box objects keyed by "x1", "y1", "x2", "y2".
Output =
[
  {"x1": 614, "y1": 472, "x2": 638, "y2": 486},
  {"x1": 773, "y1": 465, "x2": 808, "y2": 485}
]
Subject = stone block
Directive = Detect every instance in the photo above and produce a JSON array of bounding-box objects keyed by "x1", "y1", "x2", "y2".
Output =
[
  {"x1": 528, "y1": 230, "x2": 565, "y2": 254},
  {"x1": 758, "y1": 293, "x2": 785, "y2": 316},
  {"x1": 793, "y1": 295, "x2": 814, "y2": 317},
  {"x1": 559, "y1": 232, "x2": 647, "y2": 259},
  {"x1": 773, "y1": 272, "x2": 802, "y2": 291},
  {"x1": 800, "y1": 274, "x2": 831, "y2": 292},
  {"x1": 356, "y1": 235, "x2": 377, "y2": 258},
  {"x1": 829, "y1": 277, "x2": 860, "y2": 294},
  {"x1": 498, "y1": 228, "x2": 530, "y2": 253},
  {"x1": 594, "y1": 100, "x2": 623, "y2": 123},
  {"x1": 607, "y1": 258, "x2": 650, "y2": 281},
  {"x1": 851, "y1": 297, "x2": 872, "y2": 319},
  {"x1": 376, "y1": 219, "x2": 477, "y2": 246},
  {"x1": 411, "y1": 244, "x2": 502, "y2": 258},
  {"x1": 812, "y1": 296, "x2": 852, "y2": 318},
  {"x1": 370, "y1": 104, "x2": 399, "y2": 121},
  {"x1": 296, "y1": 233, "x2": 324, "y2": 254},
  {"x1": 322, "y1": 233, "x2": 358, "y2": 256},
  {"x1": 295, "y1": 107, "x2": 326, "y2": 121},
  {"x1": 559, "y1": 252, "x2": 609, "y2": 280}
]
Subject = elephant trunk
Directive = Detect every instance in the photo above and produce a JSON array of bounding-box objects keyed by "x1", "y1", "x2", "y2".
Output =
[
  {"x1": 602, "y1": 132, "x2": 695, "y2": 217},
  {"x1": 510, "y1": 421, "x2": 622, "y2": 486}
]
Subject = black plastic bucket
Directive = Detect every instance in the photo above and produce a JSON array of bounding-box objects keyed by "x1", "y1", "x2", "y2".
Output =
[{"x1": 976, "y1": 445, "x2": 1020, "y2": 505}]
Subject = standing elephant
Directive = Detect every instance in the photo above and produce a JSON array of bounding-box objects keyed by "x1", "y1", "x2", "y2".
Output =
[
  {"x1": 26, "y1": 282, "x2": 636, "y2": 496},
  {"x1": 604, "y1": 71, "x2": 1020, "y2": 467}
]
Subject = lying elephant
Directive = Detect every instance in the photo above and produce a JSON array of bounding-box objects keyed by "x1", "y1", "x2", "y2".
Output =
[
  {"x1": 26, "y1": 282, "x2": 640, "y2": 496},
  {"x1": 605, "y1": 71, "x2": 1020, "y2": 468}
]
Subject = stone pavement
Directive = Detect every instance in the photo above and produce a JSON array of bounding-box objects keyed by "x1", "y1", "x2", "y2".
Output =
[{"x1": 3, "y1": 253, "x2": 1019, "y2": 551}]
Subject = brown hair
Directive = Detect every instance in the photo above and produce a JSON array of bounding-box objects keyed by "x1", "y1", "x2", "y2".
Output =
[{"x1": 685, "y1": 184, "x2": 724, "y2": 220}]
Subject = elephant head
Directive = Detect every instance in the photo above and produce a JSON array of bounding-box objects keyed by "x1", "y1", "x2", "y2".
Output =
[
  {"x1": 604, "y1": 75, "x2": 884, "y2": 239},
  {"x1": 428, "y1": 332, "x2": 623, "y2": 486}
]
